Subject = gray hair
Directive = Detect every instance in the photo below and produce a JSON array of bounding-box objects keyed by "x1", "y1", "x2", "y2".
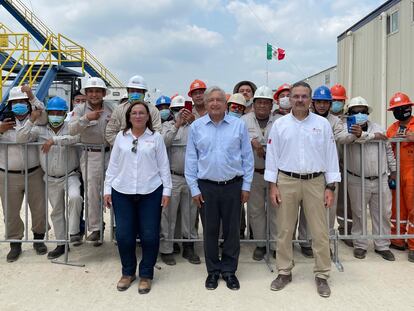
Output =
[{"x1": 203, "y1": 86, "x2": 226, "y2": 103}]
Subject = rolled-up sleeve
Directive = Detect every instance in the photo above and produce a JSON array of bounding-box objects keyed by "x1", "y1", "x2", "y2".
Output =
[
  {"x1": 185, "y1": 124, "x2": 200, "y2": 197},
  {"x1": 264, "y1": 123, "x2": 279, "y2": 183},
  {"x1": 240, "y1": 122, "x2": 254, "y2": 191},
  {"x1": 156, "y1": 133, "x2": 172, "y2": 196}
]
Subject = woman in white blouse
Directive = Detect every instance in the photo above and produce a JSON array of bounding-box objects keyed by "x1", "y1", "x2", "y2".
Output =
[{"x1": 104, "y1": 101, "x2": 171, "y2": 294}]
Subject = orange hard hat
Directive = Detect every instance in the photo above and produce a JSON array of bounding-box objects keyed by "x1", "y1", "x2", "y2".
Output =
[
  {"x1": 388, "y1": 92, "x2": 414, "y2": 111},
  {"x1": 273, "y1": 83, "x2": 291, "y2": 100},
  {"x1": 330, "y1": 84, "x2": 347, "y2": 100},
  {"x1": 188, "y1": 79, "x2": 207, "y2": 97}
]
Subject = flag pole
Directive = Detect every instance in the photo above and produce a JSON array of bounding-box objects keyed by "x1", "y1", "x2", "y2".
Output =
[{"x1": 266, "y1": 59, "x2": 269, "y2": 86}]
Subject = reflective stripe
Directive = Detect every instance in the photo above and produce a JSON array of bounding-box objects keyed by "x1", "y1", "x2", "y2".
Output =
[
  {"x1": 337, "y1": 216, "x2": 353, "y2": 222},
  {"x1": 391, "y1": 219, "x2": 408, "y2": 223}
]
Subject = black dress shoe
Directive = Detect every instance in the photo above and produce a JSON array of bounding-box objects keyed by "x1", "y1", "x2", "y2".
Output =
[
  {"x1": 390, "y1": 243, "x2": 406, "y2": 251},
  {"x1": 205, "y1": 273, "x2": 220, "y2": 290},
  {"x1": 222, "y1": 273, "x2": 240, "y2": 290}
]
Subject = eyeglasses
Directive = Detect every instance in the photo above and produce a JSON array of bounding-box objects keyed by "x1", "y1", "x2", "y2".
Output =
[
  {"x1": 131, "y1": 138, "x2": 138, "y2": 153},
  {"x1": 291, "y1": 94, "x2": 310, "y2": 101}
]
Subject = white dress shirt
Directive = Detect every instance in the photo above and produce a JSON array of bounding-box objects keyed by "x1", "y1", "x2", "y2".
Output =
[
  {"x1": 104, "y1": 128, "x2": 172, "y2": 196},
  {"x1": 265, "y1": 112, "x2": 341, "y2": 184}
]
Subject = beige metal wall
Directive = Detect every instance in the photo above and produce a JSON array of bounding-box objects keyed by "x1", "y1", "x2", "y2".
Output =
[
  {"x1": 303, "y1": 66, "x2": 337, "y2": 91},
  {"x1": 337, "y1": 0, "x2": 414, "y2": 127}
]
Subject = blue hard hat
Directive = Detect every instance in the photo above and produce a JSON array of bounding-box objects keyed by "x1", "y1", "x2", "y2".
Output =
[
  {"x1": 46, "y1": 96, "x2": 68, "y2": 111},
  {"x1": 155, "y1": 95, "x2": 171, "y2": 107},
  {"x1": 312, "y1": 86, "x2": 332, "y2": 101}
]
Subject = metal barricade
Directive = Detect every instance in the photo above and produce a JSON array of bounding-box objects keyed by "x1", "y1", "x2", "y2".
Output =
[
  {"x1": 336, "y1": 137, "x2": 414, "y2": 270},
  {"x1": 0, "y1": 140, "x2": 107, "y2": 267}
]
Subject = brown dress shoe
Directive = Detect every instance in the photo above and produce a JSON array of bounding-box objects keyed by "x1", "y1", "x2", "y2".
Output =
[
  {"x1": 138, "y1": 278, "x2": 152, "y2": 294},
  {"x1": 270, "y1": 274, "x2": 292, "y2": 291},
  {"x1": 315, "y1": 277, "x2": 331, "y2": 298},
  {"x1": 117, "y1": 275, "x2": 136, "y2": 291}
]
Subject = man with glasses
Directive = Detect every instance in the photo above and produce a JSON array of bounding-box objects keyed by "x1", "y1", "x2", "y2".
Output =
[
  {"x1": 185, "y1": 86, "x2": 254, "y2": 291},
  {"x1": 265, "y1": 81, "x2": 340, "y2": 298}
]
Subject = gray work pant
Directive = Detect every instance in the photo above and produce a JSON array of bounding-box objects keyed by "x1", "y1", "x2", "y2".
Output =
[
  {"x1": 160, "y1": 174, "x2": 198, "y2": 254},
  {"x1": 347, "y1": 173, "x2": 392, "y2": 251}
]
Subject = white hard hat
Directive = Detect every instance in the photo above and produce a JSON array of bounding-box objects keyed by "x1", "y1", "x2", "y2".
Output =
[
  {"x1": 253, "y1": 85, "x2": 273, "y2": 101},
  {"x1": 8, "y1": 86, "x2": 29, "y2": 101},
  {"x1": 346, "y1": 96, "x2": 372, "y2": 113},
  {"x1": 81, "y1": 77, "x2": 107, "y2": 95},
  {"x1": 170, "y1": 95, "x2": 185, "y2": 109},
  {"x1": 227, "y1": 93, "x2": 246, "y2": 107},
  {"x1": 127, "y1": 75, "x2": 147, "y2": 91}
]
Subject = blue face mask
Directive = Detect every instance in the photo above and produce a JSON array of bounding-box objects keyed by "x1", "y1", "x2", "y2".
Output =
[
  {"x1": 228, "y1": 111, "x2": 242, "y2": 118},
  {"x1": 353, "y1": 112, "x2": 369, "y2": 125},
  {"x1": 12, "y1": 103, "x2": 29, "y2": 116},
  {"x1": 129, "y1": 92, "x2": 145, "y2": 102},
  {"x1": 159, "y1": 109, "x2": 170, "y2": 121},
  {"x1": 331, "y1": 101, "x2": 344, "y2": 114},
  {"x1": 48, "y1": 115, "x2": 65, "y2": 128}
]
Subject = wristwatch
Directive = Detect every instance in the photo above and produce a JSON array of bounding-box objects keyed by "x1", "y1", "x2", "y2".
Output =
[{"x1": 325, "y1": 183, "x2": 336, "y2": 192}]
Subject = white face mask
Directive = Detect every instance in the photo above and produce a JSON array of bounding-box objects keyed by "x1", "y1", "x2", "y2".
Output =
[{"x1": 278, "y1": 97, "x2": 291, "y2": 109}]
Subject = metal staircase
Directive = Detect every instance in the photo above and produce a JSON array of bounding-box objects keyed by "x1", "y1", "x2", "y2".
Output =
[{"x1": 0, "y1": 0, "x2": 123, "y2": 104}]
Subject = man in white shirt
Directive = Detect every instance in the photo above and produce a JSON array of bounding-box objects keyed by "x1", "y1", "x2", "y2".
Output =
[{"x1": 265, "y1": 81, "x2": 340, "y2": 298}]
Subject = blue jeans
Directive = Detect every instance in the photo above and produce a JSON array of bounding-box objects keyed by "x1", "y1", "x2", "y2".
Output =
[{"x1": 112, "y1": 185, "x2": 163, "y2": 279}]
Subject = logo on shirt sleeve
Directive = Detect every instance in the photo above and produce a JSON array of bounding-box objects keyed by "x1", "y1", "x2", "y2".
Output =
[{"x1": 268, "y1": 139, "x2": 272, "y2": 144}]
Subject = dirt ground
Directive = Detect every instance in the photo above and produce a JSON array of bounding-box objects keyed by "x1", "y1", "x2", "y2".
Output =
[{"x1": 1, "y1": 225, "x2": 413, "y2": 311}]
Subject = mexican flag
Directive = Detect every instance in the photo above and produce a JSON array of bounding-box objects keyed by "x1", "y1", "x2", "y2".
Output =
[{"x1": 266, "y1": 43, "x2": 285, "y2": 60}]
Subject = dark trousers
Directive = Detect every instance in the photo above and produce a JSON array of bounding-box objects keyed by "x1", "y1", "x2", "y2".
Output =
[
  {"x1": 199, "y1": 179, "x2": 242, "y2": 274},
  {"x1": 112, "y1": 186, "x2": 163, "y2": 279}
]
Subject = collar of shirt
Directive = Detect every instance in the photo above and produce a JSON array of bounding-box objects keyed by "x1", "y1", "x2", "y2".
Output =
[
  {"x1": 125, "y1": 127, "x2": 153, "y2": 139},
  {"x1": 289, "y1": 111, "x2": 312, "y2": 123},
  {"x1": 202, "y1": 113, "x2": 231, "y2": 126}
]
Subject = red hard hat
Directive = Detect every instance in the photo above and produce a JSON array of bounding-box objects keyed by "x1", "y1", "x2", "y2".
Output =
[
  {"x1": 273, "y1": 83, "x2": 291, "y2": 100},
  {"x1": 388, "y1": 92, "x2": 413, "y2": 111},
  {"x1": 330, "y1": 84, "x2": 347, "y2": 100},
  {"x1": 188, "y1": 79, "x2": 207, "y2": 97}
]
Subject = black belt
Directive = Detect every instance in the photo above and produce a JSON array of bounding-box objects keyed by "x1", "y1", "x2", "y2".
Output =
[
  {"x1": 49, "y1": 170, "x2": 75, "y2": 179},
  {"x1": 255, "y1": 168, "x2": 265, "y2": 175},
  {"x1": 0, "y1": 165, "x2": 40, "y2": 175},
  {"x1": 170, "y1": 170, "x2": 185, "y2": 177},
  {"x1": 199, "y1": 176, "x2": 243, "y2": 185},
  {"x1": 86, "y1": 146, "x2": 110, "y2": 152},
  {"x1": 347, "y1": 170, "x2": 378, "y2": 181},
  {"x1": 280, "y1": 170, "x2": 322, "y2": 180}
]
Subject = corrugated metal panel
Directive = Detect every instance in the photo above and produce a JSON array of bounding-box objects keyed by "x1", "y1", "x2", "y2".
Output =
[{"x1": 337, "y1": 0, "x2": 414, "y2": 127}]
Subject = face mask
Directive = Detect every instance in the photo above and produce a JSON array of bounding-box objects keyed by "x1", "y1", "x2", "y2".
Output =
[
  {"x1": 393, "y1": 107, "x2": 412, "y2": 121},
  {"x1": 12, "y1": 103, "x2": 29, "y2": 116},
  {"x1": 352, "y1": 112, "x2": 369, "y2": 125},
  {"x1": 278, "y1": 97, "x2": 291, "y2": 109},
  {"x1": 129, "y1": 92, "x2": 145, "y2": 102},
  {"x1": 331, "y1": 101, "x2": 344, "y2": 114},
  {"x1": 228, "y1": 111, "x2": 242, "y2": 118},
  {"x1": 48, "y1": 115, "x2": 65, "y2": 128},
  {"x1": 159, "y1": 109, "x2": 170, "y2": 121}
]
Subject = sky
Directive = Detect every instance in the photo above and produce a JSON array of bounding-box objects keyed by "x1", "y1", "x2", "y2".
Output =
[{"x1": 1, "y1": 0, "x2": 386, "y2": 98}]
